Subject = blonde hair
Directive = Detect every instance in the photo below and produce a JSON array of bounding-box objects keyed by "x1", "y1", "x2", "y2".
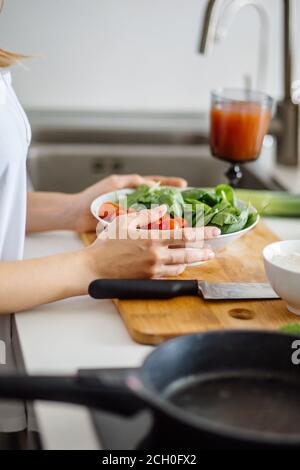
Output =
[
  {"x1": 0, "y1": 2, "x2": 27, "y2": 68},
  {"x1": 0, "y1": 48, "x2": 27, "y2": 68}
]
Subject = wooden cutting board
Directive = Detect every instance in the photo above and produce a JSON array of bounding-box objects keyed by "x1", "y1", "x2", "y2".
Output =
[{"x1": 81, "y1": 222, "x2": 296, "y2": 345}]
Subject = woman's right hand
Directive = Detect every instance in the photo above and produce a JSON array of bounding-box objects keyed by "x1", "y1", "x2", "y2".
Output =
[{"x1": 82, "y1": 205, "x2": 220, "y2": 283}]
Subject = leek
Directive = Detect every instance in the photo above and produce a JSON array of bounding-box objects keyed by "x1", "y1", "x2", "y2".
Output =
[
  {"x1": 280, "y1": 323, "x2": 300, "y2": 335},
  {"x1": 236, "y1": 190, "x2": 300, "y2": 217}
]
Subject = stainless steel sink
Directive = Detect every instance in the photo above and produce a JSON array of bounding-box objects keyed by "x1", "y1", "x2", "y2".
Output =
[
  {"x1": 26, "y1": 110, "x2": 282, "y2": 193},
  {"x1": 28, "y1": 142, "x2": 278, "y2": 193}
]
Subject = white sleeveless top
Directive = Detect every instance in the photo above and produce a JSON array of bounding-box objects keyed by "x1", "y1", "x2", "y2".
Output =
[{"x1": 0, "y1": 69, "x2": 31, "y2": 432}]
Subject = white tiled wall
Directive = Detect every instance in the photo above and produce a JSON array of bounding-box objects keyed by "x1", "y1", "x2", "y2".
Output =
[{"x1": 0, "y1": 0, "x2": 298, "y2": 111}]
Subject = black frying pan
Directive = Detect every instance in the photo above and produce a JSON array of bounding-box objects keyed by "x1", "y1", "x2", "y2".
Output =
[{"x1": 0, "y1": 331, "x2": 300, "y2": 449}]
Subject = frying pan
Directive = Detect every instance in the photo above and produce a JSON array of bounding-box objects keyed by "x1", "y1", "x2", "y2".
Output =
[{"x1": 0, "y1": 330, "x2": 300, "y2": 449}]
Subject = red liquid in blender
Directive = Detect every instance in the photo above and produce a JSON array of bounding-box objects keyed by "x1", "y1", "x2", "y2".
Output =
[{"x1": 210, "y1": 102, "x2": 271, "y2": 163}]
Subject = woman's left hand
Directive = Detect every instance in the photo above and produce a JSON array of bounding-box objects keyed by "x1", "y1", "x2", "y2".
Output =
[{"x1": 70, "y1": 174, "x2": 187, "y2": 233}]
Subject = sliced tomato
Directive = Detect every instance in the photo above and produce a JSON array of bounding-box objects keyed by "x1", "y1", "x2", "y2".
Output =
[
  {"x1": 161, "y1": 217, "x2": 181, "y2": 231},
  {"x1": 99, "y1": 202, "x2": 120, "y2": 220},
  {"x1": 127, "y1": 212, "x2": 183, "y2": 231},
  {"x1": 117, "y1": 209, "x2": 126, "y2": 217},
  {"x1": 174, "y1": 217, "x2": 189, "y2": 228},
  {"x1": 147, "y1": 214, "x2": 169, "y2": 230},
  {"x1": 147, "y1": 220, "x2": 161, "y2": 230}
]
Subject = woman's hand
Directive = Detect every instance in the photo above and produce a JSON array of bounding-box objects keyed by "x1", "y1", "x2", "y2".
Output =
[
  {"x1": 85, "y1": 174, "x2": 187, "y2": 195},
  {"x1": 1, "y1": 205, "x2": 219, "y2": 315},
  {"x1": 82, "y1": 205, "x2": 219, "y2": 280},
  {"x1": 26, "y1": 174, "x2": 186, "y2": 234},
  {"x1": 70, "y1": 174, "x2": 187, "y2": 233}
]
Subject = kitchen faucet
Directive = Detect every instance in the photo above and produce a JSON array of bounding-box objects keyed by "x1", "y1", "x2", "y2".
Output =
[{"x1": 199, "y1": 0, "x2": 299, "y2": 166}]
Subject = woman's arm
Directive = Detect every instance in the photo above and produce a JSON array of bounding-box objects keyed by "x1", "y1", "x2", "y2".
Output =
[
  {"x1": 0, "y1": 237, "x2": 215, "y2": 315},
  {"x1": 26, "y1": 174, "x2": 187, "y2": 233},
  {"x1": 0, "y1": 249, "x2": 88, "y2": 314},
  {"x1": 3, "y1": 207, "x2": 218, "y2": 315},
  {"x1": 26, "y1": 192, "x2": 76, "y2": 233}
]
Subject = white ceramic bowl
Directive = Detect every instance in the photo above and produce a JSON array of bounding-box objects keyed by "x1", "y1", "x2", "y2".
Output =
[
  {"x1": 91, "y1": 188, "x2": 259, "y2": 254},
  {"x1": 264, "y1": 240, "x2": 300, "y2": 316},
  {"x1": 91, "y1": 189, "x2": 133, "y2": 228}
]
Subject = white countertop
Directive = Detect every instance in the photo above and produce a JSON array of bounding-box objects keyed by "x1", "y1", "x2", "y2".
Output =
[{"x1": 16, "y1": 218, "x2": 300, "y2": 449}]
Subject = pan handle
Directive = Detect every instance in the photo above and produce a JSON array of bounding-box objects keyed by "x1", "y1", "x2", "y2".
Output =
[
  {"x1": 0, "y1": 370, "x2": 145, "y2": 417},
  {"x1": 89, "y1": 279, "x2": 199, "y2": 300}
]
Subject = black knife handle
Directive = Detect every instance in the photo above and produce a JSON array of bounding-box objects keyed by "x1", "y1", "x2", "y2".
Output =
[{"x1": 88, "y1": 279, "x2": 199, "y2": 300}]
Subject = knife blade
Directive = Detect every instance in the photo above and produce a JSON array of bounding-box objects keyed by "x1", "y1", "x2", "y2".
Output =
[
  {"x1": 197, "y1": 280, "x2": 279, "y2": 300},
  {"x1": 88, "y1": 279, "x2": 280, "y2": 301}
]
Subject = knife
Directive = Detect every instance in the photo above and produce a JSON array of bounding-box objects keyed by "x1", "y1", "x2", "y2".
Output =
[{"x1": 88, "y1": 279, "x2": 280, "y2": 301}]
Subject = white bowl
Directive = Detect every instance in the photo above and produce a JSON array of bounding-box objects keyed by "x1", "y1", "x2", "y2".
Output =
[
  {"x1": 91, "y1": 188, "x2": 259, "y2": 256},
  {"x1": 91, "y1": 189, "x2": 134, "y2": 228},
  {"x1": 263, "y1": 240, "x2": 300, "y2": 316}
]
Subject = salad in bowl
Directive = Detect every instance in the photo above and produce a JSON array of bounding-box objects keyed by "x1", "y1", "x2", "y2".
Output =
[{"x1": 91, "y1": 184, "x2": 259, "y2": 252}]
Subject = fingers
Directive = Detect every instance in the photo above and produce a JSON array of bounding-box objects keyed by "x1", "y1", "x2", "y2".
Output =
[
  {"x1": 102, "y1": 207, "x2": 169, "y2": 240},
  {"x1": 100, "y1": 215, "x2": 221, "y2": 249},
  {"x1": 158, "y1": 226, "x2": 221, "y2": 246},
  {"x1": 144, "y1": 176, "x2": 187, "y2": 188},
  {"x1": 129, "y1": 205, "x2": 168, "y2": 230},
  {"x1": 148, "y1": 245, "x2": 215, "y2": 278},
  {"x1": 180, "y1": 226, "x2": 221, "y2": 243},
  {"x1": 111, "y1": 173, "x2": 187, "y2": 189},
  {"x1": 119, "y1": 174, "x2": 146, "y2": 188},
  {"x1": 161, "y1": 247, "x2": 215, "y2": 265},
  {"x1": 203, "y1": 226, "x2": 221, "y2": 240},
  {"x1": 154, "y1": 264, "x2": 187, "y2": 278}
]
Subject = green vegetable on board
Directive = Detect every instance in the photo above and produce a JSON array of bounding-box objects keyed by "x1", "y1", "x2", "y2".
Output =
[
  {"x1": 236, "y1": 189, "x2": 300, "y2": 218},
  {"x1": 280, "y1": 323, "x2": 300, "y2": 335}
]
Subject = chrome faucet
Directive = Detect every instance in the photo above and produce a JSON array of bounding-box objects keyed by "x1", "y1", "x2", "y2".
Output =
[{"x1": 199, "y1": 0, "x2": 299, "y2": 166}]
